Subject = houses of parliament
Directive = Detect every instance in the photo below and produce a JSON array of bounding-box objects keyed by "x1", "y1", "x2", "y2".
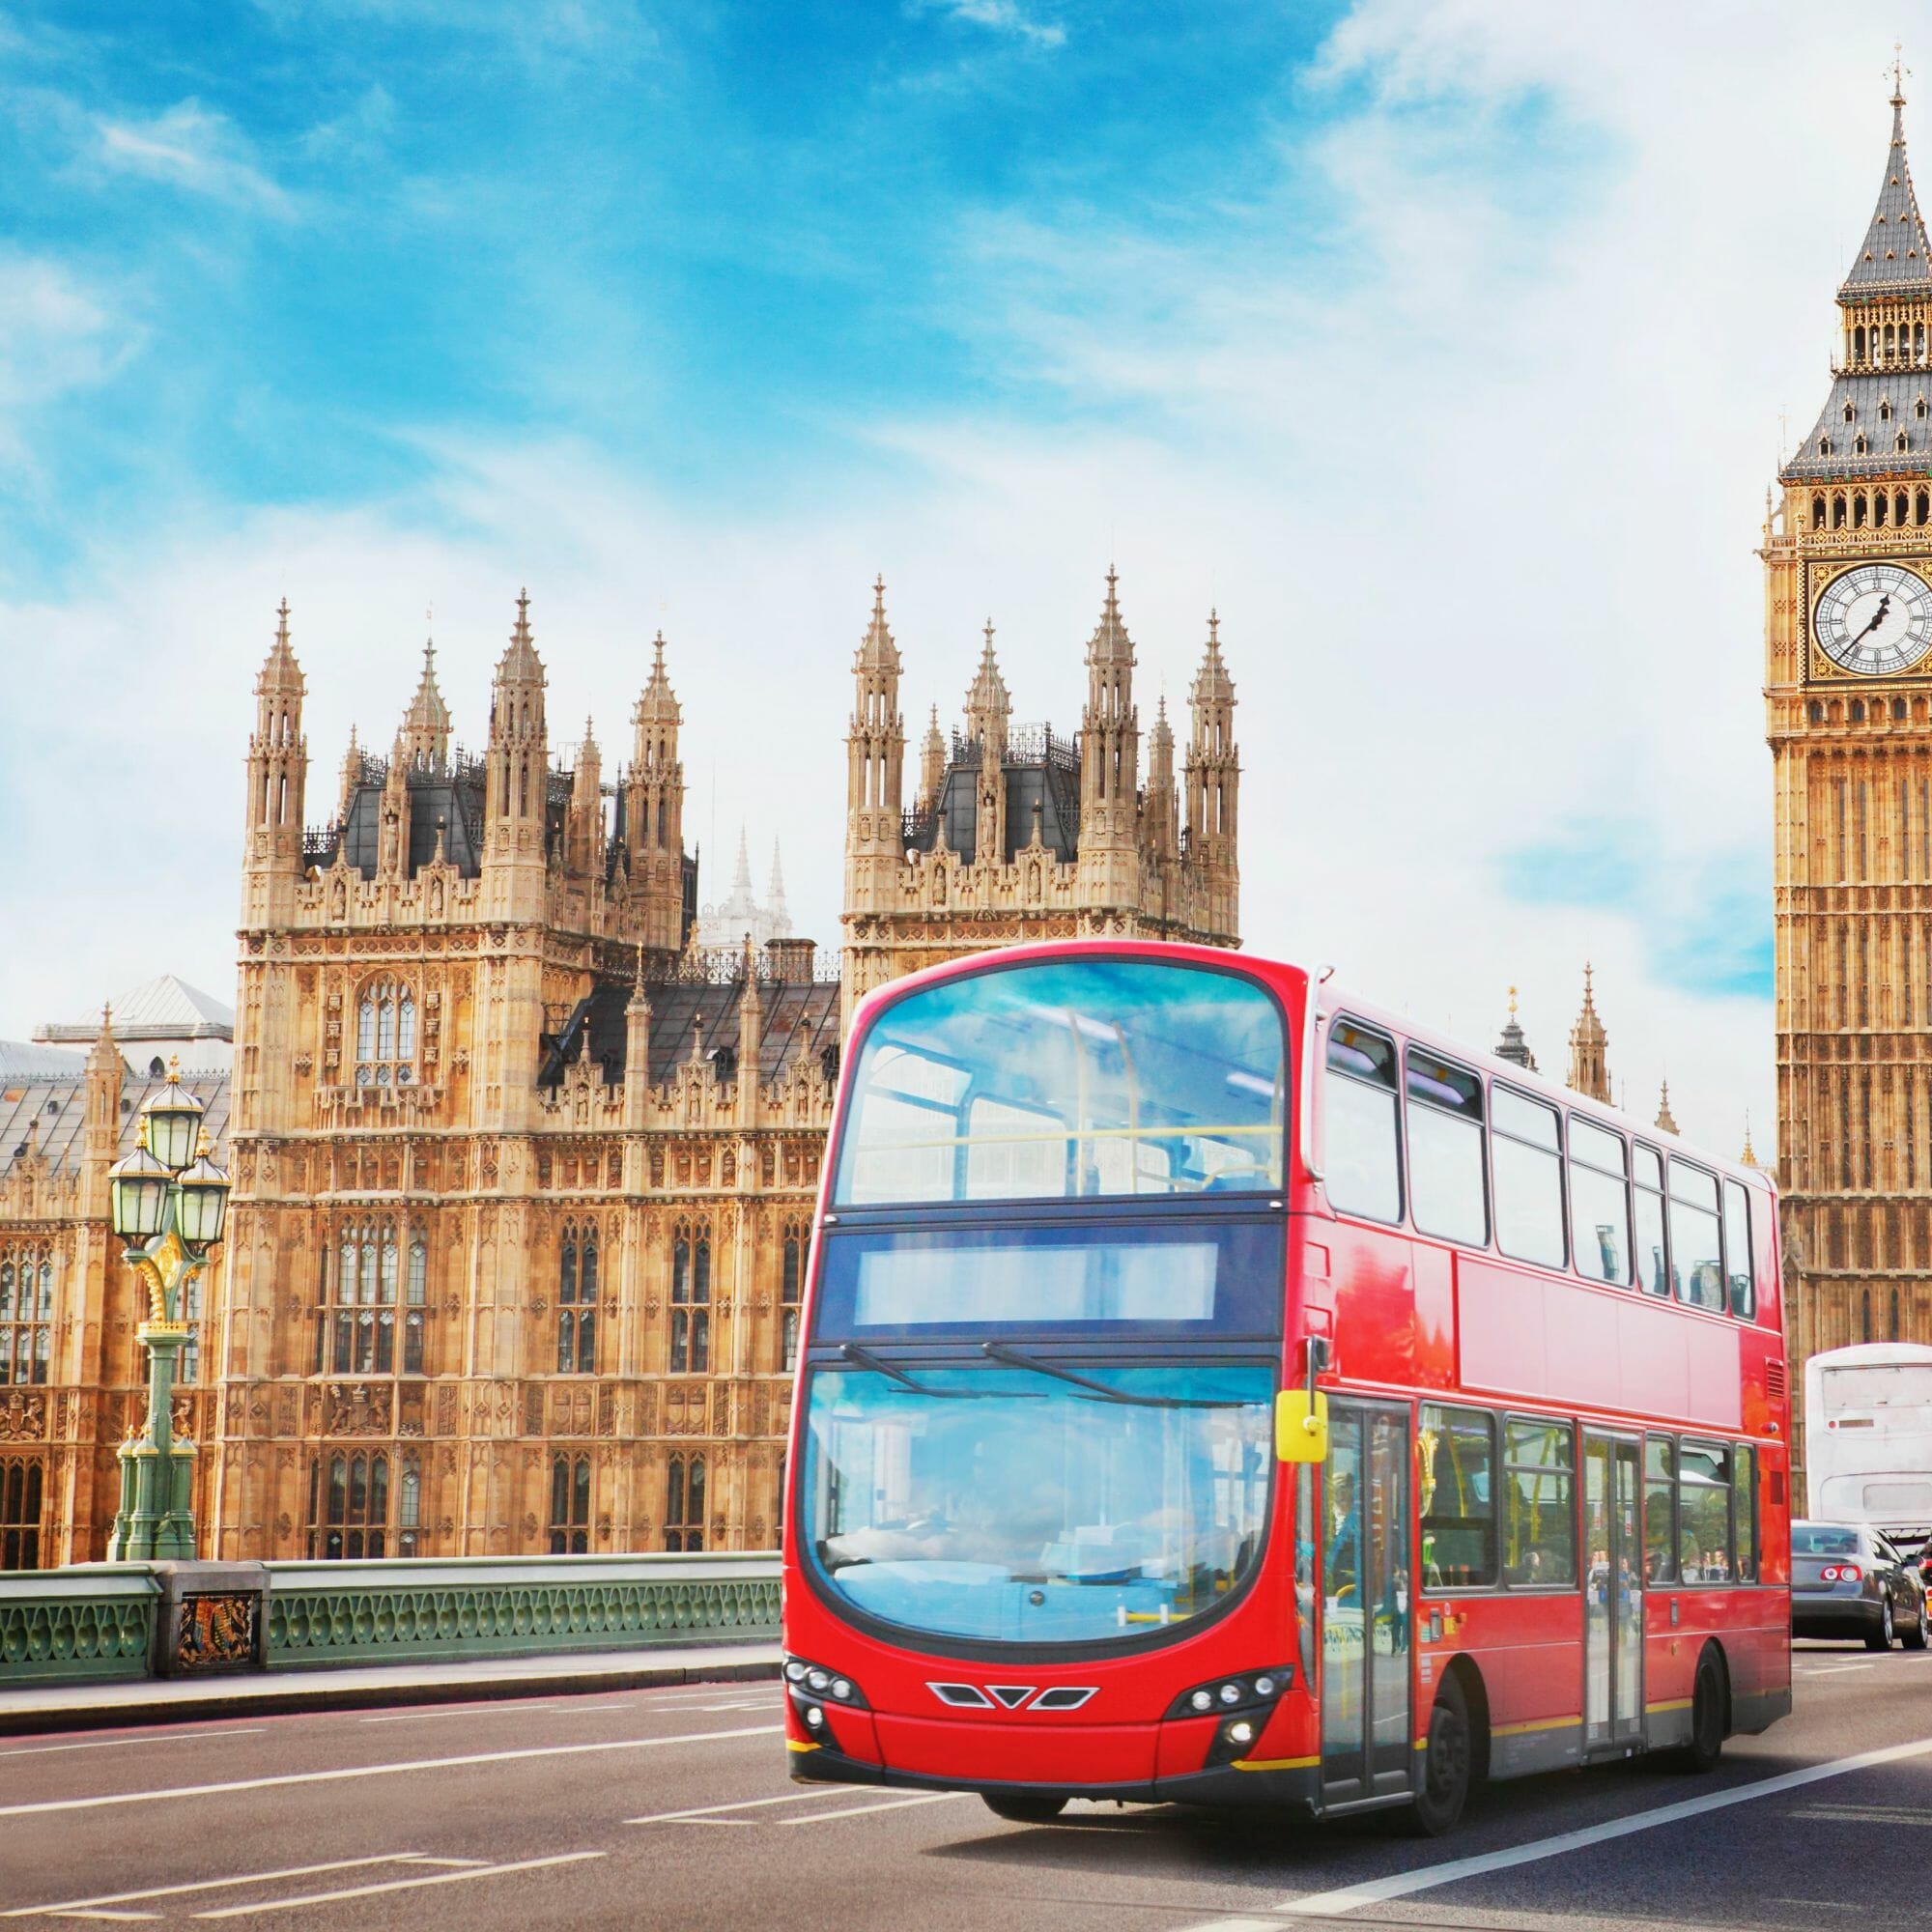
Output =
[{"x1": 0, "y1": 574, "x2": 1242, "y2": 1566}]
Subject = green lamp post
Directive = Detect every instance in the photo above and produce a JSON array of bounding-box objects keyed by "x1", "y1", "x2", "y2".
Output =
[{"x1": 105, "y1": 1060, "x2": 232, "y2": 1562}]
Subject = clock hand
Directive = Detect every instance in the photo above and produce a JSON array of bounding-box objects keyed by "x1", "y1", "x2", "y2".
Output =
[{"x1": 1850, "y1": 593, "x2": 1894, "y2": 645}]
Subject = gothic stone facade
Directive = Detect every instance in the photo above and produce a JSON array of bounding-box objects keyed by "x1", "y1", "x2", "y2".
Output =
[
  {"x1": 1770, "y1": 85, "x2": 1932, "y2": 1491},
  {"x1": 0, "y1": 573, "x2": 1240, "y2": 1565}
]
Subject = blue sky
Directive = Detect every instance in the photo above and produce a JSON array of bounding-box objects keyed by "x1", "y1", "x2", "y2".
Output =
[
  {"x1": 0, "y1": 2, "x2": 1908, "y2": 1151},
  {"x1": 0, "y1": 1, "x2": 1362, "y2": 579}
]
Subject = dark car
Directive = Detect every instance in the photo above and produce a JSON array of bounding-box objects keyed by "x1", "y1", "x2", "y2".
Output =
[{"x1": 1791, "y1": 1520, "x2": 1928, "y2": 1650}]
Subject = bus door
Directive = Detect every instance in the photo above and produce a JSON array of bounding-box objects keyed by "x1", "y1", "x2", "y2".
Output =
[
  {"x1": 1582, "y1": 1432, "x2": 1644, "y2": 1752},
  {"x1": 1320, "y1": 1403, "x2": 1413, "y2": 1805}
]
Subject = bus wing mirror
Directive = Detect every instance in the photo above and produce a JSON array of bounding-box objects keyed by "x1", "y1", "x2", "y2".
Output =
[{"x1": 1276, "y1": 1388, "x2": 1328, "y2": 1463}]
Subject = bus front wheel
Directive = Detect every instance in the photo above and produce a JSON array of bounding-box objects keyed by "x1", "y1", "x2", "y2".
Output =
[
  {"x1": 1402, "y1": 1676, "x2": 1473, "y2": 1836},
  {"x1": 981, "y1": 1791, "x2": 1068, "y2": 1824},
  {"x1": 1676, "y1": 1648, "x2": 1728, "y2": 1773}
]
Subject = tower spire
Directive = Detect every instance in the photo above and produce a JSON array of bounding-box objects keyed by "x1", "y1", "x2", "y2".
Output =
[
  {"x1": 1567, "y1": 963, "x2": 1610, "y2": 1104},
  {"x1": 1838, "y1": 67, "x2": 1932, "y2": 296}
]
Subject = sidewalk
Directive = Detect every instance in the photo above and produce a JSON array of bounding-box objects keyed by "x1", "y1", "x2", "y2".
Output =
[{"x1": 0, "y1": 1640, "x2": 780, "y2": 1736}]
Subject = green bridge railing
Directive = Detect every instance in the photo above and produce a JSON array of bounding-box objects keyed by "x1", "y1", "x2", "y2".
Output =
[{"x1": 0, "y1": 1552, "x2": 781, "y2": 1689}]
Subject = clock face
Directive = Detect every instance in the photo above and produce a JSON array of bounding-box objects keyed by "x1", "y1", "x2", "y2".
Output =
[{"x1": 1815, "y1": 563, "x2": 1932, "y2": 675}]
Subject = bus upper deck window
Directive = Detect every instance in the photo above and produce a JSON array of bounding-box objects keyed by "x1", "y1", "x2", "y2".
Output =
[
  {"x1": 1324, "y1": 1021, "x2": 1401, "y2": 1225},
  {"x1": 1723, "y1": 1179, "x2": 1755, "y2": 1320},
  {"x1": 836, "y1": 959, "x2": 1285, "y2": 1207}
]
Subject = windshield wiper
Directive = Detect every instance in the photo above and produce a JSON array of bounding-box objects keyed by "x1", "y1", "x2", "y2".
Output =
[
  {"x1": 837, "y1": 1340, "x2": 1011, "y2": 1398},
  {"x1": 980, "y1": 1340, "x2": 1253, "y2": 1409}
]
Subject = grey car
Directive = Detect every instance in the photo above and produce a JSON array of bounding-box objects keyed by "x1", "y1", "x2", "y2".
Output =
[{"x1": 1791, "y1": 1520, "x2": 1928, "y2": 1650}]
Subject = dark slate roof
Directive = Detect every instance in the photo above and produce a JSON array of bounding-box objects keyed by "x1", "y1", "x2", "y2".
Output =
[
  {"x1": 1782, "y1": 374, "x2": 1932, "y2": 481},
  {"x1": 540, "y1": 978, "x2": 842, "y2": 1091},
  {"x1": 907, "y1": 729, "x2": 1082, "y2": 865},
  {"x1": 0, "y1": 1071, "x2": 231, "y2": 1181},
  {"x1": 1842, "y1": 99, "x2": 1932, "y2": 297}
]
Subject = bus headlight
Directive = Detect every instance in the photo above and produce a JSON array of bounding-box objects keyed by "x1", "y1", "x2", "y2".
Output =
[
  {"x1": 783, "y1": 1651, "x2": 869, "y2": 1744},
  {"x1": 1163, "y1": 1666, "x2": 1293, "y2": 1770}
]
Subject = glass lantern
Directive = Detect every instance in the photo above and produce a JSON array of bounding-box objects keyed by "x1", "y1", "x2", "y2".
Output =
[
  {"x1": 139, "y1": 1060, "x2": 206, "y2": 1173},
  {"x1": 176, "y1": 1143, "x2": 233, "y2": 1248},
  {"x1": 108, "y1": 1147, "x2": 172, "y2": 1243}
]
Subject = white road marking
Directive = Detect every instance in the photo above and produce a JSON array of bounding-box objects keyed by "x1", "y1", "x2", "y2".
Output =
[
  {"x1": 0, "y1": 1729, "x2": 266, "y2": 1758},
  {"x1": 0, "y1": 1723, "x2": 781, "y2": 1819},
  {"x1": 1178, "y1": 1732, "x2": 1932, "y2": 1926},
  {"x1": 1800, "y1": 1662, "x2": 1873, "y2": 1675},
  {"x1": 2, "y1": 1856, "x2": 425, "y2": 1918},
  {"x1": 47, "y1": 1915, "x2": 158, "y2": 1923},
  {"x1": 192, "y1": 1852, "x2": 606, "y2": 1918},
  {"x1": 628, "y1": 1788, "x2": 867, "y2": 1825},
  {"x1": 779, "y1": 1792, "x2": 968, "y2": 1825}
]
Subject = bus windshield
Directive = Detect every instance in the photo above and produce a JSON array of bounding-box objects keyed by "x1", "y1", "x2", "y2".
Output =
[
  {"x1": 835, "y1": 958, "x2": 1286, "y2": 1207},
  {"x1": 802, "y1": 1363, "x2": 1275, "y2": 1646}
]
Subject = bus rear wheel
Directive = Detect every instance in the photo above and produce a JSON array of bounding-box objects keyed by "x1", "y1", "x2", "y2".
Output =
[
  {"x1": 981, "y1": 1791, "x2": 1068, "y2": 1824},
  {"x1": 1402, "y1": 1676, "x2": 1473, "y2": 1836}
]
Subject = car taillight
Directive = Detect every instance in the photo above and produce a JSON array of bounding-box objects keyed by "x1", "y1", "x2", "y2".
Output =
[{"x1": 1822, "y1": 1563, "x2": 1863, "y2": 1582}]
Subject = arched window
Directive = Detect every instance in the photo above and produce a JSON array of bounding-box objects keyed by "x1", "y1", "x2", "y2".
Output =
[
  {"x1": 1809, "y1": 700, "x2": 1825, "y2": 724},
  {"x1": 0, "y1": 1460, "x2": 43, "y2": 1570},
  {"x1": 0, "y1": 1253, "x2": 53, "y2": 1387},
  {"x1": 1855, "y1": 434, "x2": 1870, "y2": 457},
  {"x1": 1900, "y1": 437, "x2": 1912, "y2": 457},
  {"x1": 1853, "y1": 698, "x2": 1867, "y2": 723},
  {"x1": 355, "y1": 981, "x2": 418, "y2": 1090},
  {"x1": 1856, "y1": 492, "x2": 1869, "y2": 526},
  {"x1": 1894, "y1": 698, "x2": 1909, "y2": 722},
  {"x1": 1845, "y1": 400, "x2": 1858, "y2": 422},
  {"x1": 318, "y1": 1221, "x2": 407, "y2": 1375},
  {"x1": 1812, "y1": 494, "x2": 1827, "y2": 528},
  {"x1": 670, "y1": 1224, "x2": 710, "y2": 1373},
  {"x1": 1918, "y1": 394, "x2": 1929, "y2": 419},
  {"x1": 781, "y1": 1221, "x2": 806, "y2": 1372},
  {"x1": 310, "y1": 1450, "x2": 391, "y2": 1558},
  {"x1": 1856, "y1": 325, "x2": 1867, "y2": 360},
  {"x1": 1917, "y1": 490, "x2": 1929, "y2": 524},
  {"x1": 550, "y1": 1455, "x2": 592, "y2": 1553},
  {"x1": 397, "y1": 1454, "x2": 421, "y2": 1557},
  {"x1": 667, "y1": 1454, "x2": 705, "y2": 1551},
  {"x1": 405, "y1": 1236, "x2": 428, "y2": 1374},
  {"x1": 557, "y1": 1223, "x2": 598, "y2": 1374},
  {"x1": 1834, "y1": 493, "x2": 1848, "y2": 528},
  {"x1": 1820, "y1": 436, "x2": 1833, "y2": 458},
  {"x1": 1877, "y1": 491, "x2": 1889, "y2": 526},
  {"x1": 1882, "y1": 397, "x2": 1893, "y2": 421}
]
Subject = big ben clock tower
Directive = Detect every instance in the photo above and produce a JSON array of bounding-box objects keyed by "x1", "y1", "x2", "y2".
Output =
[{"x1": 1769, "y1": 71, "x2": 1932, "y2": 1492}]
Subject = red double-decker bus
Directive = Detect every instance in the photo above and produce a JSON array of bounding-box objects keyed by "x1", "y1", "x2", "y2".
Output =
[{"x1": 780, "y1": 941, "x2": 1790, "y2": 1833}]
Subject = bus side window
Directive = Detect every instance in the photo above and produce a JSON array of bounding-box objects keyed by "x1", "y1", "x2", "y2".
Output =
[
  {"x1": 1644, "y1": 1435, "x2": 1677, "y2": 1583},
  {"x1": 1568, "y1": 1117, "x2": 1632, "y2": 1287},
  {"x1": 1634, "y1": 1144, "x2": 1669, "y2": 1297},
  {"x1": 1723, "y1": 1180, "x2": 1755, "y2": 1320},
  {"x1": 1734, "y1": 1445, "x2": 1757, "y2": 1582},
  {"x1": 1492, "y1": 1089, "x2": 1566, "y2": 1269},
  {"x1": 1324, "y1": 1021, "x2": 1403, "y2": 1224},
  {"x1": 1669, "y1": 1162, "x2": 1724, "y2": 1312},
  {"x1": 1419, "y1": 1405, "x2": 1496, "y2": 1587},
  {"x1": 1405, "y1": 1050, "x2": 1488, "y2": 1247},
  {"x1": 1502, "y1": 1418, "x2": 1576, "y2": 1587},
  {"x1": 1679, "y1": 1440, "x2": 1732, "y2": 1582}
]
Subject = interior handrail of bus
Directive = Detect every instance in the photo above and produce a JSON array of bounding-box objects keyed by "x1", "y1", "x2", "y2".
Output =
[{"x1": 1301, "y1": 964, "x2": 1334, "y2": 1185}]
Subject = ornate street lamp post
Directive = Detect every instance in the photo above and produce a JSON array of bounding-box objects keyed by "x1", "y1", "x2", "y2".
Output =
[{"x1": 105, "y1": 1061, "x2": 231, "y2": 1562}]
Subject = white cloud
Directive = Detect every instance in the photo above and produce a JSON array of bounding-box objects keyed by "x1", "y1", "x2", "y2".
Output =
[
  {"x1": 0, "y1": 254, "x2": 139, "y2": 468},
  {"x1": 914, "y1": 0, "x2": 1065, "y2": 51},
  {"x1": 95, "y1": 100, "x2": 296, "y2": 217}
]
